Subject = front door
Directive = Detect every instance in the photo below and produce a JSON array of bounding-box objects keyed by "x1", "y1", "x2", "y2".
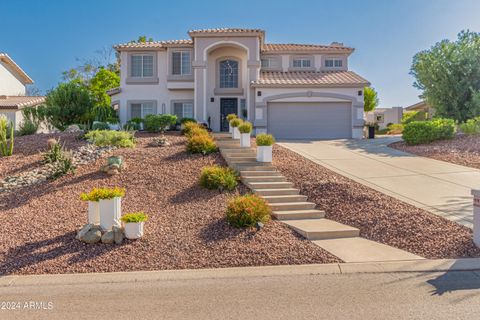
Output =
[{"x1": 220, "y1": 98, "x2": 238, "y2": 132}]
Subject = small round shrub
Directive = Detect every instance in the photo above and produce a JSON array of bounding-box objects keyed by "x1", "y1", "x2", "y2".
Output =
[
  {"x1": 402, "y1": 118, "x2": 455, "y2": 145},
  {"x1": 230, "y1": 118, "x2": 242, "y2": 128},
  {"x1": 92, "y1": 122, "x2": 110, "y2": 130},
  {"x1": 144, "y1": 114, "x2": 177, "y2": 133},
  {"x1": 180, "y1": 118, "x2": 197, "y2": 125},
  {"x1": 121, "y1": 212, "x2": 148, "y2": 223},
  {"x1": 189, "y1": 126, "x2": 209, "y2": 138},
  {"x1": 460, "y1": 117, "x2": 480, "y2": 135},
  {"x1": 182, "y1": 122, "x2": 203, "y2": 136},
  {"x1": 226, "y1": 114, "x2": 237, "y2": 122},
  {"x1": 186, "y1": 134, "x2": 217, "y2": 154},
  {"x1": 238, "y1": 122, "x2": 252, "y2": 134},
  {"x1": 226, "y1": 194, "x2": 271, "y2": 228},
  {"x1": 256, "y1": 133, "x2": 275, "y2": 146},
  {"x1": 386, "y1": 123, "x2": 404, "y2": 135},
  {"x1": 199, "y1": 165, "x2": 238, "y2": 191}
]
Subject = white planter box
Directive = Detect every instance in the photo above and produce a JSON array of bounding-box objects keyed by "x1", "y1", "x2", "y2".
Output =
[
  {"x1": 257, "y1": 145, "x2": 273, "y2": 162},
  {"x1": 87, "y1": 201, "x2": 100, "y2": 225},
  {"x1": 240, "y1": 133, "x2": 251, "y2": 147},
  {"x1": 232, "y1": 127, "x2": 240, "y2": 139},
  {"x1": 228, "y1": 124, "x2": 232, "y2": 134},
  {"x1": 99, "y1": 197, "x2": 122, "y2": 230},
  {"x1": 124, "y1": 222, "x2": 145, "y2": 239}
]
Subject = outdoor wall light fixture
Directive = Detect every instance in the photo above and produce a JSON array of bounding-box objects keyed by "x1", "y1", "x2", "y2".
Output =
[
  {"x1": 358, "y1": 90, "x2": 363, "y2": 96},
  {"x1": 257, "y1": 91, "x2": 262, "y2": 97},
  {"x1": 210, "y1": 97, "x2": 214, "y2": 102}
]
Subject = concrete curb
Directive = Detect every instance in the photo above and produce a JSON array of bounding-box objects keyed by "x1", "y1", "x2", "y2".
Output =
[{"x1": 1, "y1": 258, "x2": 480, "y2": 288}]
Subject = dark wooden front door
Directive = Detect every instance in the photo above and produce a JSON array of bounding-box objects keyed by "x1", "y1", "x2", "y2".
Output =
[{"x1": 220, "y1": 98, "x2": 238, "y2": 132}]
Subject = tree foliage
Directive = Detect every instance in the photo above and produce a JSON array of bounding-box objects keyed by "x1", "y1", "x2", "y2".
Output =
[
  {"x1": 411, "y1": 30, "x2": 480, "y2": 122},
  {"x1": 364, "y1": 87, "x2": 379, "y2": 112}
]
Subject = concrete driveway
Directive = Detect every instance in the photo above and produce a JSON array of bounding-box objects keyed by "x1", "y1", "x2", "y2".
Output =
[{"x1": 279, "y1": 137, "x2": 480, "y2": 228}]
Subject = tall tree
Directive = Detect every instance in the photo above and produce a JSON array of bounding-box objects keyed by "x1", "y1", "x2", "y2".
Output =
[
  {"x1": 411, "y1": 30, "x2": 480, "y2": 122},
  {"x1": 89, "y1": 68, "x2": 120, "y2": 107},
  {"x1": 364, "y1": 87, "x2": 379, "y2": 112}
]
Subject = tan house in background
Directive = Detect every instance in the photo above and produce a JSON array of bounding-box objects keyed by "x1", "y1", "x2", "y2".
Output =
[
  {"x1": 0, "y1": 53, "x2": 45, "y2": 130},
  {"x1": 405, "y1": 100, "x2": 435, "y2": 118},
  {"x1": 365, "y1": 106, "x2": 403, "y2": 129}
]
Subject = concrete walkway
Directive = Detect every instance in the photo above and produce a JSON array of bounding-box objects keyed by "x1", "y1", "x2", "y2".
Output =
[
  {"x1": 2, "y1": 262, "x2": 480, "y2": 319},
  {"x1": 279, "y1": 137, "x2": 479, "y2": 227}
]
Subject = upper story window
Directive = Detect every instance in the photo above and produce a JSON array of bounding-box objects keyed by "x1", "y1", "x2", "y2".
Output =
[
  {"x1": 219, "y1": 60, "x2": 239, "y2": 88},
  {"x1": 261, "y1": 57, "x2": 280, "y2": 69},
  {"x1": 325, "y1": 58, "x2": 343, "y2": 68},
  {"x1": 131, "y1": 55, "x2": 154, "y2": 77},
  {"x1": 172, "y1": 51, "x2": 191, "y2": 75},
  {"x1": 292, "y1": 58, "x2": 311, "y2": 68}
]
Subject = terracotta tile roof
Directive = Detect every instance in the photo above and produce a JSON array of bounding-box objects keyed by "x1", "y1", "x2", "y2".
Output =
[
  {"x1": 262, "y1": 43, "x2": 353, "y2": 54},
  {"x1": 188, "y1": 28, "x2": 264, "y2": 35},
  {"x1": 0, "y1": 53, "x2": 34, "y2": 84},
  {"x1": 251, "y1": 71, "x2": 369, "y2": 88},
  {"x1": 0, "y1": 96, "x2": 46, "y2": 110},
  {"x1": 114, "y1": 39, "x2": 193, "y2": 50}
]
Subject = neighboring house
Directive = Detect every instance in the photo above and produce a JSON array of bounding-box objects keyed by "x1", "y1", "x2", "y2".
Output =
[
  {"x1": 365, "y1": 107, "x2": 403, "y2": 129},
  {"x1": 0, "y1": 53, "x2": 45, "y2": 129},
  {"x1": 110, "y1": 28, "x2": 369, "y2": 139},
  {"x1": 405, "y1": 101, "x2": 434, "y2": 118}
]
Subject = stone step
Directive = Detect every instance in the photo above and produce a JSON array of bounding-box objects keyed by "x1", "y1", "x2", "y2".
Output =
[
  {"x1": 262, "y1": 195, "x2": 308, "y2": 203},
  {"x1": 240, "y1": 171, "x2": 282, "y2": 177},
  {"x1": 224, "y1": 152, "x2": 257, "y2": 158},
  {"x1": 221, "y1": 148, "x2": 255, "y2": 154},
  {"x1": 283, "y1": 219, "x2": 360, "y2": 240},
  {"x1": 253, "y1": 188, "x2": 300, "y2": 196},
  {"x1": 272, "y1": 209, "x2": 325, "y2": 220},
  {"x1": 227, "y1": 157, "x2": 258, "y2": 163},
  {"x1": 242, "y1": 176, "x2": 286, "y2": 183},
  {"x1": 269, "y1": 202, "x2": 316, "y2": 211},
  {"x1": 217, "y1": 142, "x2": 240, "y2": 148},
  {"x1": 247, "y1": 181, "x2": 294, "y2": 189},
  {"x1": 232, "y1": 163, "x2": 273, "y2": 171},
  {"x1": 313, "y1": 237, "x2": 424, "y2": 263}
]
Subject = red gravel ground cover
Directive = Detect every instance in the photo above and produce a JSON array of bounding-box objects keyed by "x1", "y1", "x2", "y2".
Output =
[
  {"x1": 0, "y1": 133, "x2": 338, "y2": 275},
  {"x1": 0, "y1": 133, "x2": 84, "y2": 178},
  {"x1": 390, "y1": 134, "x2": 480, "y2": 169},
  {"x1": 273, "y1": 145, "x2": 480, "y2": 259}
]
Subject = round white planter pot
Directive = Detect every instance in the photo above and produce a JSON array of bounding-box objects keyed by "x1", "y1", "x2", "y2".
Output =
[
  {"x1": 87, "y1": 201, "x2": 100, "y2": 225},
  {"x1": 232, "y1": 127, "x2": 241, "y2": 140},
  {"x1": 257, "y1": 145, "x2": 273, "y2": 162},
  {"x1": 99, "y1": 197, "x2": 122, "y2": 230},
  {"x1": 240, "y1": 133, "x2": 251, "y2": 147},
  {"x1": 124, "y1": 222, "x2": 145, "y2": 239}
]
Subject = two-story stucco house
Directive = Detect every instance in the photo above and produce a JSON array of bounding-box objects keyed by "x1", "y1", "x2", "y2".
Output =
[
  {"x1": 110, "y1": 28, "x2": 369, "y2": 139},
  {"x1": 0, "y1": 53, "x2": 45, "y2": 130}
]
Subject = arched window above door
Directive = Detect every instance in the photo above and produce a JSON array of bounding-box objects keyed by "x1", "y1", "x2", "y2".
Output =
[{"x1": 219, "y1": 59, "x2": 239, "y2": 88}]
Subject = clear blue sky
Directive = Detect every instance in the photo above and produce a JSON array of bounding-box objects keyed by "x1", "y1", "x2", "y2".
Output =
[{"x1": 2, "y1": 0, "x2": 480, "y2": 107}]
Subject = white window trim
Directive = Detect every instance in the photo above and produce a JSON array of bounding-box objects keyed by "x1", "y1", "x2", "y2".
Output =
[
  {"x1": 325, "y1": 58, "x2": 343, "y2": 68},
  {"x1": 126, "y1": 52, "x2": 158, "y2": 84},
  {"x1": 127, "y1": 100, "x2": 158, "y2": 120},
  {"x1": 172, "y1": 51, "x2": 192, "y2": 76},
  {"x1": 260, "y1": 56, "x2": 282, "y2": 71},
  {"x1": 171, "y1": 100, "x2": 195, "y2": 120},
  {"x1": 131, "y1": 54, "x2": 154, "y2": 77},
  {"x1": 289, "y1": 55, "x2": 315, "y2": 71}
]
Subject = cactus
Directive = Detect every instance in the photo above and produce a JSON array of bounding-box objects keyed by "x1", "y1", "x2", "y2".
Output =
[{"x1": 0, "y1": 115, "x2": 14, "y2": 157}]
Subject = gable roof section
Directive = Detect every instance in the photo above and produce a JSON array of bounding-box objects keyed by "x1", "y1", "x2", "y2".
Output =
[
  {"x1": 113, "y1": 39, "x2": 193, "y2": 50},
  {"x1": 261, "y1": 43, "x2": 353, "y2": 54},
  {"x1": 251, "y1": 71, "x2": 369, "y2": 88},
  {"x1": 0, "y1": 53, "x2": 34, "y2": 84},
  {"x1": 0, "y1": 96, "x2": 45, "y2": 110},
  {"x1": 188, "y1": 28, "x2": 265, "y2": 37}
]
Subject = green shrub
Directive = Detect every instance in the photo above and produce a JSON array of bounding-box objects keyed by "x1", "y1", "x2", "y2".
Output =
[
  {"x1": 402, "y1": 111, "x2": 427, "y2": 124},
  {"x1": 402, "y1": 118, "x2": 455, "y2": 145},
  {"x1": 256, "y1": 133, "x2": 275, "y2": 146},
  {"x1": 186, "y1": 134, "x2": 217, "y2": 154},
  {"x1": 0, "y1": 115, "x2": 14, "y2": 156},
  {"x1": 226, "y1": 194, "x2": 271, "y2": 228},
  {"x1": 230, "y1": 118, "x2": 242, "y2": 128},
  {"x1": 18, "y1": 119, "x2": 38, "y2": 136},
  {"x1": 121, "y1": 212, "x2": 148, "y2": 223},
  {"x1": 238, "y1": 122, "x2": 252, "y2": 134},
  {"x1": 43, "y1": 141, "x2": 64, "y2": 163},
  {"x1": 226, "y1": 114, "x2": 237, "y2": 122},
  {"x1": 80, "y1": 187, "x2": 125, "y2": 201},
  {"x1": 199, "y1": 165, "x2": 238, "y2": 191},
  {"x1": 48, "y1": 152, "x2": 76, "y2": 180},
  {"x1": 124, "y1": 118, "x2": 143, "y2": 131},
  {"x1": 180, "y1": 117, "x2": 197, "y2": 125},
  {"x1": 92, "y1": 122, "x2": 110, "y2": 130},
  {"x1": 85, "y1": 130, "x2": 135, "y2": 148},
  {"x1": 459, "y1": 117, "x2": 480, "y2": 135},
  {"x1": 387, "y1": 123, "x2": 404, "y2": 134},
  {"x1": 144, "y1": 114, "x2": 177, "y2": 133}
]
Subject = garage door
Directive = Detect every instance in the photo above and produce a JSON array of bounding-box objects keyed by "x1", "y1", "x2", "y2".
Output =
[{"x1": 268, "y1": 102, "x2": 352, "y2": 140}]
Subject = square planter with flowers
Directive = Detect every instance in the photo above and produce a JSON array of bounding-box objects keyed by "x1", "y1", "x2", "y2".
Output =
[
  {"x1": 81, "y1": 187, "x2": 125, "y2": 230},
  {"x1": 230, "y1": 118, "x2": 242, "y2": 140},
  {"x1": 238, "y1": 121, "x2": 252, "y2": 148},
  {"x1": 121, "y1": 212, "x2": 148, "y2": 239},
  {"x1": 256, "y1": 133, "x2": 275, "y2": 162},
  {"x1": 226, "y1": 114, "x2": 237, "y2": 134}
]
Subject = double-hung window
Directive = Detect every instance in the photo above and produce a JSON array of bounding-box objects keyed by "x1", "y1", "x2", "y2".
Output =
[
  {"x1": 292, "y1": 58, "x2": 311, "y2": 68},
  {"x1": 131, "y1": 55, "x2": 154, "y2": 77},
  {"x1": 261, "y1": 57, "x2": 280, "y2": 69},
  {"x1": 130, "y1": 102, "x2": 155, "y2": 119},
  {"x1": 325, "y1": 59, "x2": 343, "y2": 68},
  {"x1": 172, "y1": 51, "x2": 191, "y2": 75},
  {"x1": 173, "y1": 102, "x2": 194, "y2": 120}
]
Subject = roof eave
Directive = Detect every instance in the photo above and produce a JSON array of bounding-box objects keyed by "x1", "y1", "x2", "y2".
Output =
[{"x1": 251, "y1": 82, "x2": 370, "y2": 89}]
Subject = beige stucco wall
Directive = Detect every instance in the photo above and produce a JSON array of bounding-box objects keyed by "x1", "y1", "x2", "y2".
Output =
[
  {"x1": 365, "y1": 107, "x2": 403, "y2": 129},
  {"x1": 0, "y1": 62, "x2": 26, "y2": 96},
  {"x1": 0, "y1": 109, "x2": 23, "y2": 130}
]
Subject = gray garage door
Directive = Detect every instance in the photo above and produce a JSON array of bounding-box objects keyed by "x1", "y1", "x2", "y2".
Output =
[{"x1": 267, "y1": 102, "x2": 352, "y2": 140}]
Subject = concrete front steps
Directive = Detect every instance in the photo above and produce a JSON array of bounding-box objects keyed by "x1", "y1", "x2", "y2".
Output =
[{"x1": 213, "y1": 133, "x2": 424, "y2": 263}]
